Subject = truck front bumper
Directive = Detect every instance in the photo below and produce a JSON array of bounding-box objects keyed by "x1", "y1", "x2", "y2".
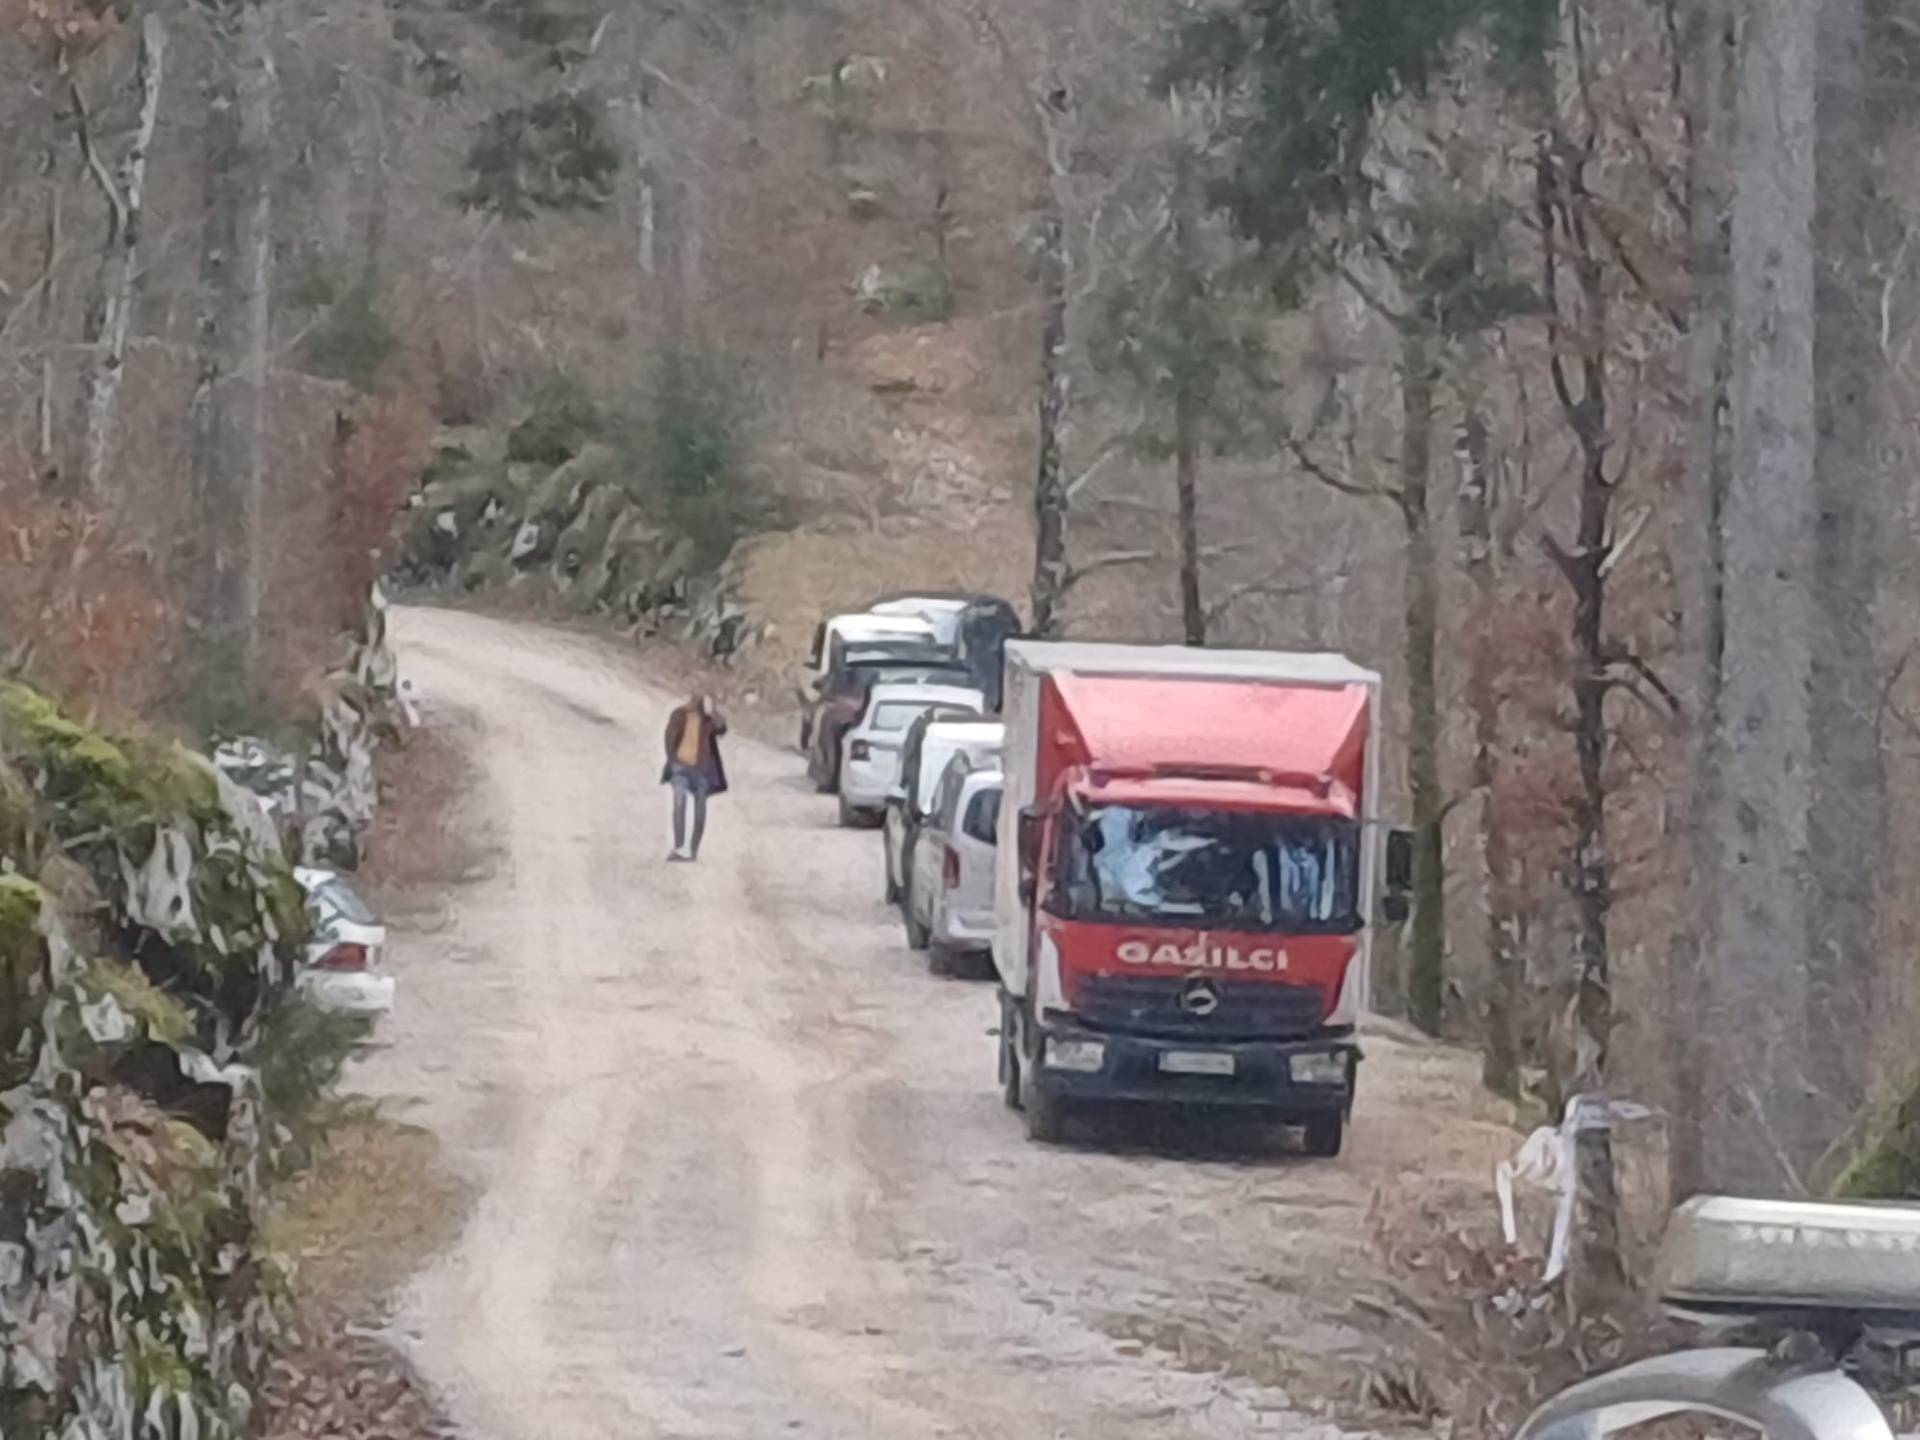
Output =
[{"x1": 1023, "y1": 1011, "x2": 1358, "y2": 1116}]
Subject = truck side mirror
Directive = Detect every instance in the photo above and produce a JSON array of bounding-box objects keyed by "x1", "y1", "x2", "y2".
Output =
[
  {"x1": 1385, "y1": 828, "x2": 1414, "y2": 892},
  {"x1": 1381, "y1": 892, "x2": 1411, "y2": 925},
  {"x1": 1017, "y1": 808, "x2": 1043, "y2": 904}
]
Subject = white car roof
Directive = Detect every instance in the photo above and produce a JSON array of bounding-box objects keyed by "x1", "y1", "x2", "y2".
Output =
[
  {"x1": 828, "y1": 613, "x2": 937, "y2": 642},
  {"x1": 914, "y1": 724, "x2": 1005, "y2": 809},
  {"x1": 922, "y1": 719, "x2": 1004, "y2": 745},
  {"x1": 865, "y1": 682, "x2": 985, "y2": 709},
  {"x1": 871, "y1": 597, "x2": 973, "y2": 616}
]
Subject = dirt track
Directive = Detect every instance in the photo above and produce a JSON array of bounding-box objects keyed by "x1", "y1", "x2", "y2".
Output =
[{"x1": 356, "y1": 606, "x2": 1511, "y2": 1440}]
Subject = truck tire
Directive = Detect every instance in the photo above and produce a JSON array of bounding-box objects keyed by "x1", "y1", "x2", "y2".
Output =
[
  {"x1": 1300, "y1": 1112, "x2": 1344, "y2": 1158},
  {"x1": 1018, "y1": 1040, "x2": 1066, "y2": 1142},
  {"x1": 1023, "y1": 1083, "x2": 1066, "y2": 1144}
]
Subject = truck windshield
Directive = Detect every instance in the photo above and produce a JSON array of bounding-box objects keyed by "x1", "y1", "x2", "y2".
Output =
[{"x1": 1053, "y1": 804, "x2": 1360, "y2": 934}]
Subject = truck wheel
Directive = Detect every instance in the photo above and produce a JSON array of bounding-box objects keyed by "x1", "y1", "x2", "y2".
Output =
[
  {"x1": 1023, "y1": 1084, "x2": 1066, "y2": 1144},
  {"x1": 1300, "y1": 1112, "x2": 1344, "y2": 1159}
]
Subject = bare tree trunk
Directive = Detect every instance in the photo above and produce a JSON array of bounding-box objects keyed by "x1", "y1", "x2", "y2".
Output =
[
  {"x1": 74, "y1": 14, "x2": 167, "y2": 498},
  {"x1": 192, "y1": 0, "x2": 275, "y2": 720},
  {"x1": 1533, "y1": 119, "x2": 1627, "y2": 1278},
  {"x1": 1669, "y1": 0, "x2": 1736, "y2": 1206},
  {"x1": 1029, "y1": 205, "x2": 1071, "y2": 637},
  {"x1": 1172, "y1": 144, "x2": 1204, "y2": 646},
  {"x1": 1400, "y1": 337, "x2": 1445, "y2": 1036},
  {"x1": 1459, "y1": 402, "x2": 1522, "y2": 1097},
  {"x1": 1703, "y1": 0, "x2": 1821, "y2": 1195},
  {"x1": 1567, "y1": 241, "x2": 1622, "y2": 1286},
  {"x1": 36, "y1": 150, "x2": 63, "y2": 490},
  {"x1": 360, "y1": 33, "x2": 402, "y2": 289},
  {"x1": 1806, "y1": 0, "x2": 1879, "y2": 1152}
]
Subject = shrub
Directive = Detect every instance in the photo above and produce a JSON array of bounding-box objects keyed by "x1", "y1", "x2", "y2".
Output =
[
  {"x1": 619, "y1": 348, "x2": 758, "y2": 564},
  {"x1": 508, "y1": 371, "x2": 604, "y2": 465}
]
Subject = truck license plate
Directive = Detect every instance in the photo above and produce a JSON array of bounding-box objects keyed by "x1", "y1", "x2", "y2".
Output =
[{"x1": 1160, "y1": 1050, "x2": 1235, "y2": 1076}]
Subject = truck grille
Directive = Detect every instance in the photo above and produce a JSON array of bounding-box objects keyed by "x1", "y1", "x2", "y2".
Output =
[{"x1": 1070, "y1": 973, "x2": 1327, "y2": 1039}]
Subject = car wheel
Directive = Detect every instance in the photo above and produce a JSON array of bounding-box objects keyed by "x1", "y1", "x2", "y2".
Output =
[{"x1": 1300, "y1": 1112, "x2": 1344, "y2": 1159}]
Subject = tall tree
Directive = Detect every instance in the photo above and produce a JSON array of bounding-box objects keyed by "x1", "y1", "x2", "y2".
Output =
[
  {"x1": 192, "y1": 0, "x2": 277, "y2": 718},
  {"x1": 1806, "y1": 0, "x2": 1880, "y2": 1147},
  {"x1": 72, "y1": 12, "x2": 167, "y2": 497},
  {"x1": 1701, "y1": 0, "x2": 1821, "y2": 1194},
  {"x1": 1669, "y1": 0, "x2": 1736, "y2": 1205},
  {"x1": 1088, "y1": 100, "x2": 1265, "y2": 646}
]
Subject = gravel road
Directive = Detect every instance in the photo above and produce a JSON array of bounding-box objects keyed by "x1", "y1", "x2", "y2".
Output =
[{"x1": 356, "y1": 606, "x2": 1510, "y2": 1440}]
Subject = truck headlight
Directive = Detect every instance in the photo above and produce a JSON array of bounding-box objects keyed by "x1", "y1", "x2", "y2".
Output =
[
  {"x1": 1043, "y1": 1037, "x2": 1107, "y2": 1073},
  {"x1": 1288, "y1": 1051, "x2": 1347, "y2": 1086}
]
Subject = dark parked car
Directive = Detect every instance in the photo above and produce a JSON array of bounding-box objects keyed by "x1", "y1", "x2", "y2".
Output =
[
  {"x1": 864, "y1": 593, "x2": 1022, "y2": 709},
  {"x1": 804, "y1": 650, "x2": 974, "y2": 792}
]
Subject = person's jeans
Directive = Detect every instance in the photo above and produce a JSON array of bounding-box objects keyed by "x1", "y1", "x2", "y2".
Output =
[{"x1": 671, "y1": 771, "x2": 708, "y2": 857}]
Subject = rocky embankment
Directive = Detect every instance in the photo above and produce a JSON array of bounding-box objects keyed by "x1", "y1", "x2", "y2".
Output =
[
  {"x1": 389, "y1": 430, "x2": 762, "y2": 664},
  {"x1": 0, "y1": 603, "x2": 404, "y2": 1439}
]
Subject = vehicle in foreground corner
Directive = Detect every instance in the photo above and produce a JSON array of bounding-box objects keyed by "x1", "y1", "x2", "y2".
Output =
[
  {"x1": 883, "y1": 715, "x2": 1004, "y2": 907},
  {"x1": 1511, "y1": 1194, "x2": 1920, "y2": 1440},
  {"x1": 908, "y1": 759, "x2": 1002, "y2": 974},
  {"x1": 992, "y1": 641, "x2": 1412, "y2": 1153},
  {"x1": 837, "y1": 681, "x2": 986, "y2": 827}
]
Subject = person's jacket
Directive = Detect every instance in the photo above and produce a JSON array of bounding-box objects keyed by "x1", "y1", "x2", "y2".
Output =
[{"x1": 661, "y1": 703, "x2": 729, "y2": 794}]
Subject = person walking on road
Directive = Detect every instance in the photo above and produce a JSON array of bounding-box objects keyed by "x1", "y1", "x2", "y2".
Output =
[{"x1": 662, "y1": 692, "x2": 728, "y2": 861}]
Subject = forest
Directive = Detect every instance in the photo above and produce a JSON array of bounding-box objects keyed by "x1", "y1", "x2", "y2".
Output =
[{"x1": 3, "y1": 0, "x2": 1918, "y2": 1375}]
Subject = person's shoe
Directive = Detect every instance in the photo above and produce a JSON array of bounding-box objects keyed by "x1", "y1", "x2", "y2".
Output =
[{"x1": 668, "y1": 848, "x2": 689, "y2": 862}]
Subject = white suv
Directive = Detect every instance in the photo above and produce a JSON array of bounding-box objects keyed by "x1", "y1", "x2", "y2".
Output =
[{"x1": 838, "y1": 682, "x2": 986, "y2": 826}]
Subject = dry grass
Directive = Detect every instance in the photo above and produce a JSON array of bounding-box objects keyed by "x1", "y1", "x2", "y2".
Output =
[
  {"x1": 268, "y1": 1116, "x2": 471, "y2": 1326},
  {"x1": 260, "y1": 1115, "x2": 472, "y2": 1440},
  {"x1": 363, "y1": 721, "x2": 494, "y2": 893}
]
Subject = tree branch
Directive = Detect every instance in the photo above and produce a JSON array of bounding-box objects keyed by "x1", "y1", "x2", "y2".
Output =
[
  {"x1": 1602, "y1": 649, "x2": 1683, "y2": 715},
  {"x1": 67, "y1": 78, "x2": 126, "y2": 242},
  {"x1": 1337, "y1": 261, "x2": 1407, "y2": 327},
  {"x1": 1060, "y1": 548, "x2": 1159, "y2": 596},
  {"x1": 1285, "y1": 431, "x2": 1398, "y2": 504},
  {"x1": 1203, "y1": 577, "x2": 1309, "y2": 629}
]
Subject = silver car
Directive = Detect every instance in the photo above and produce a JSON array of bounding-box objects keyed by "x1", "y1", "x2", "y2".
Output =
[
  {"x1": 883, "y1": 717, "x2": 1003, "y2": 906},
  {"x1": 906, "y1": 761, "x2": 1002, "y2": 974}
]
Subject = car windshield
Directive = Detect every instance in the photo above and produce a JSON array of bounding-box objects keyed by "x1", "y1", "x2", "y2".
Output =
[
  {"x1": 1053, "y1": 804, "x2": 1360, "y2": 934},
  {"x1": 311, "y1": 880, "x2": 377, "y2": 926}
]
